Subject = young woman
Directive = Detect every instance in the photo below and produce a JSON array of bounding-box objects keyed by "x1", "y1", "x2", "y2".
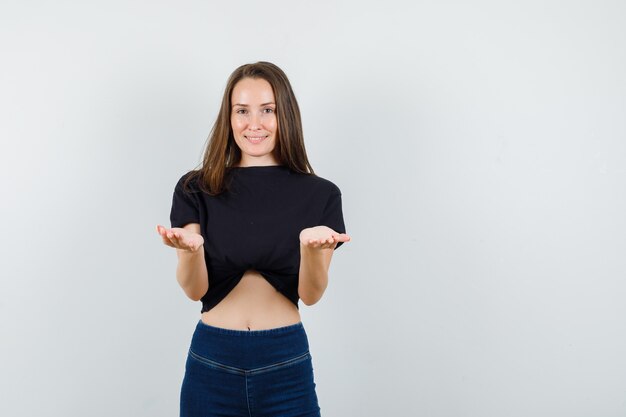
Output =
[{"x1": 156, "y1": 61, "x2": 350, "y2": 417}]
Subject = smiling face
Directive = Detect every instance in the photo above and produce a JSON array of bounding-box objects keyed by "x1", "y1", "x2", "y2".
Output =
[{"x1": 230, "y1": 77, "x2": 279, "y2": 167}]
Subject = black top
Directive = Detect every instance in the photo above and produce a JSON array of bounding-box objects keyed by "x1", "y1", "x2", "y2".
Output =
[{"x1": 169, "y1": 165, "x2": 346, "y2": 313}]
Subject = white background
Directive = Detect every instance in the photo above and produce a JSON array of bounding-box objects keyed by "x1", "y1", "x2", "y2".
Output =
[{"x1": 1, "y1": 1, "x2": 625, "y2": 416}]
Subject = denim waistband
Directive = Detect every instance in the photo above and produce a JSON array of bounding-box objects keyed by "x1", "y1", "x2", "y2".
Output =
[{"x1": 188, "y1": 320, "x2": 310, "y2": 370}]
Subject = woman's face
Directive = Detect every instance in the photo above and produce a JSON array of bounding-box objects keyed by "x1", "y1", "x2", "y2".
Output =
[{"x1": 230, "y1": 77, "x2": 279, "y2": 167}]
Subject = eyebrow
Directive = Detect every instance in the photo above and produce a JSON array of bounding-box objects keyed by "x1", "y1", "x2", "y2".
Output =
[{"x1": 232, "y1": 102, "x2": 276, "y2": 108}]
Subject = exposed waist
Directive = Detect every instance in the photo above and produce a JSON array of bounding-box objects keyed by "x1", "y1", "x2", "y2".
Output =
[
  {"x1": 200, "y1": 310, "x2": 301, "y2": 331},
  {"x1": 200, "y1": 270, "x2": 301, "y2": 330}
]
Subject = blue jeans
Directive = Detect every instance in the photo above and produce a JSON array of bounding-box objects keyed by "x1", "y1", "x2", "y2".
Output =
[{"x1": 180, "y1": 320, "x2": 322, "y2": 417}]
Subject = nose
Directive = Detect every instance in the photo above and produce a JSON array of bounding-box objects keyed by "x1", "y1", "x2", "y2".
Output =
[{"x1": 248, "y1": 112, "x2": 261, "y2": 130}]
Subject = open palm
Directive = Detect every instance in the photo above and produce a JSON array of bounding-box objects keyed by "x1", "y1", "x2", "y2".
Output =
[
  {"x1": 156, "y1": 225, "x2": 204, "y2": 252},
  {"x1": 299, "y1": 225, "x2": 351, "y2": 249}
]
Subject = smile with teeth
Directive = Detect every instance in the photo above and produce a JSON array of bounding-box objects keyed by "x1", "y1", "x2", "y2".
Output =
[{"x1": 245, "y1": 135, "x2": 268, "y2": 144}]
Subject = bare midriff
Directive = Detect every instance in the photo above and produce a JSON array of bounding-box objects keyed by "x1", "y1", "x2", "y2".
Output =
[{"x1": 200, "y1": 269, "x2": 302, "y2": 331}]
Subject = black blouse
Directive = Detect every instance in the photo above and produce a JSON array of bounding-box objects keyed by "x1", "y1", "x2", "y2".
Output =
[{"x1": 169, "y1": 165, "x2": 346, "y2": 313}]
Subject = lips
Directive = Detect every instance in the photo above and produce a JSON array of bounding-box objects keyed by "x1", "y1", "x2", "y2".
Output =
[{"x1": 245, "y1": 135, "x2": 268, "y2": 144}]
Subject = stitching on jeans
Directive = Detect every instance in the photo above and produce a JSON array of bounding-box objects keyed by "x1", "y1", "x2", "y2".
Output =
[
  {"x1": 188, "y1": 349, "x2": 245, "y2": 375},
  {"x1": 188, "y1": 348, "x2": 310, "y2": 376},
  {"x1": 245, "y1": 374, "x2": 252, "y2": 417},
  {"x1": 248, "y1": 351, "x2": 310, "y2": 375}
]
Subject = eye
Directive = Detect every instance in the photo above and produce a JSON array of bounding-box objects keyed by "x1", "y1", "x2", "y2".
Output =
[
  {"x1": 263, "y1": 108, "x2": 275, "y2": 114},
  {"x1": 235, "y1": 108, "x2": 248, "y2": 114}
]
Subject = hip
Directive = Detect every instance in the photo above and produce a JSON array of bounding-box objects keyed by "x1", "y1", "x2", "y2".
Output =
[{"x1": 181, "y1": 320, "x2": 321, "y2": 416}]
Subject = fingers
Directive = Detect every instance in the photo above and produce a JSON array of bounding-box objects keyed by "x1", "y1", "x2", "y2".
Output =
[
  {"x1": 156, "y1": 225, "x2": 174, "y2": 240},
  {"x1": 157, "y1": 225, "x2": 173, "y2": 245},
  {"x1": 162, "y1": 239, "x2": 177, "y2": 249},
  {"x1": 162, "y1": 227, "x2": 182, "y2": 245},
  {"x1": 302, "y1": 232, "x2": 352, "y2": 249},
  {"x1": 334, "y1": 233, "x2": 351, "y2": 242},
  {"x1": 157, "y1": 224, "x2": 192, "y2": 251},
  {"x1": 303, "y1": 236, "x2": 336, "y2": 249}
]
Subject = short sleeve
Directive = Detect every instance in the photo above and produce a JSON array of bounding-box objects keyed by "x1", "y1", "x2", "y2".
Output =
[
  {"x1": 170, "y1": 173, "x2": 200, "y2": 228},
  {"x1": 320, "y1": 186, "x2": 347, "y2": 250}
]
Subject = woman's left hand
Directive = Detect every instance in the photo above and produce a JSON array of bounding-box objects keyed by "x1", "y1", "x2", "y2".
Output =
[{"x1": 299, "y1": 226, "x2": 351, "y2": 249}]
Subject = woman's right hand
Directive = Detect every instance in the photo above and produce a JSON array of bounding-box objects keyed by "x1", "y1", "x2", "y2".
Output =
[{"x1": 156, "y1": 224, "x2": 204, "y2": 253}]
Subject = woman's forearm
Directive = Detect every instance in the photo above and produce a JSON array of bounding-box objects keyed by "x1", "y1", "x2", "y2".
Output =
[
  {"x1": 176, "y1": 247, "x2": 209, "y2": 301},
  {"x1": 298, "y1": 244, "x2": 333, "y2": 305}
]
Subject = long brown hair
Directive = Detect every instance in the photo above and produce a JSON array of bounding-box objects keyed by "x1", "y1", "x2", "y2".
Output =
[{"x1": 184, "y1": 61, "x2": 315, "y2": 195}]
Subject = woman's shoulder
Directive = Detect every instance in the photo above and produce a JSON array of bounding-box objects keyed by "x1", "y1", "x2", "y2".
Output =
[
  {"x1": 175, "y1": 169, "x2": 203, "y2": 193},
  {"x1": 290, "y1": 171, "x2": 342, "y2": 194}
]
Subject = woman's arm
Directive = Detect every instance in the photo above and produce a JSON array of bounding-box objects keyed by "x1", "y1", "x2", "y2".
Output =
[
  {"x1": 298, "y1": 245, "x2": 334, "y2": 305},
  {"x1": 158, "y1": 223, "x2": 209, "y2": 301},
  {"x1": 298, "y1": 226, "x2": 350, "y2": 305}
]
